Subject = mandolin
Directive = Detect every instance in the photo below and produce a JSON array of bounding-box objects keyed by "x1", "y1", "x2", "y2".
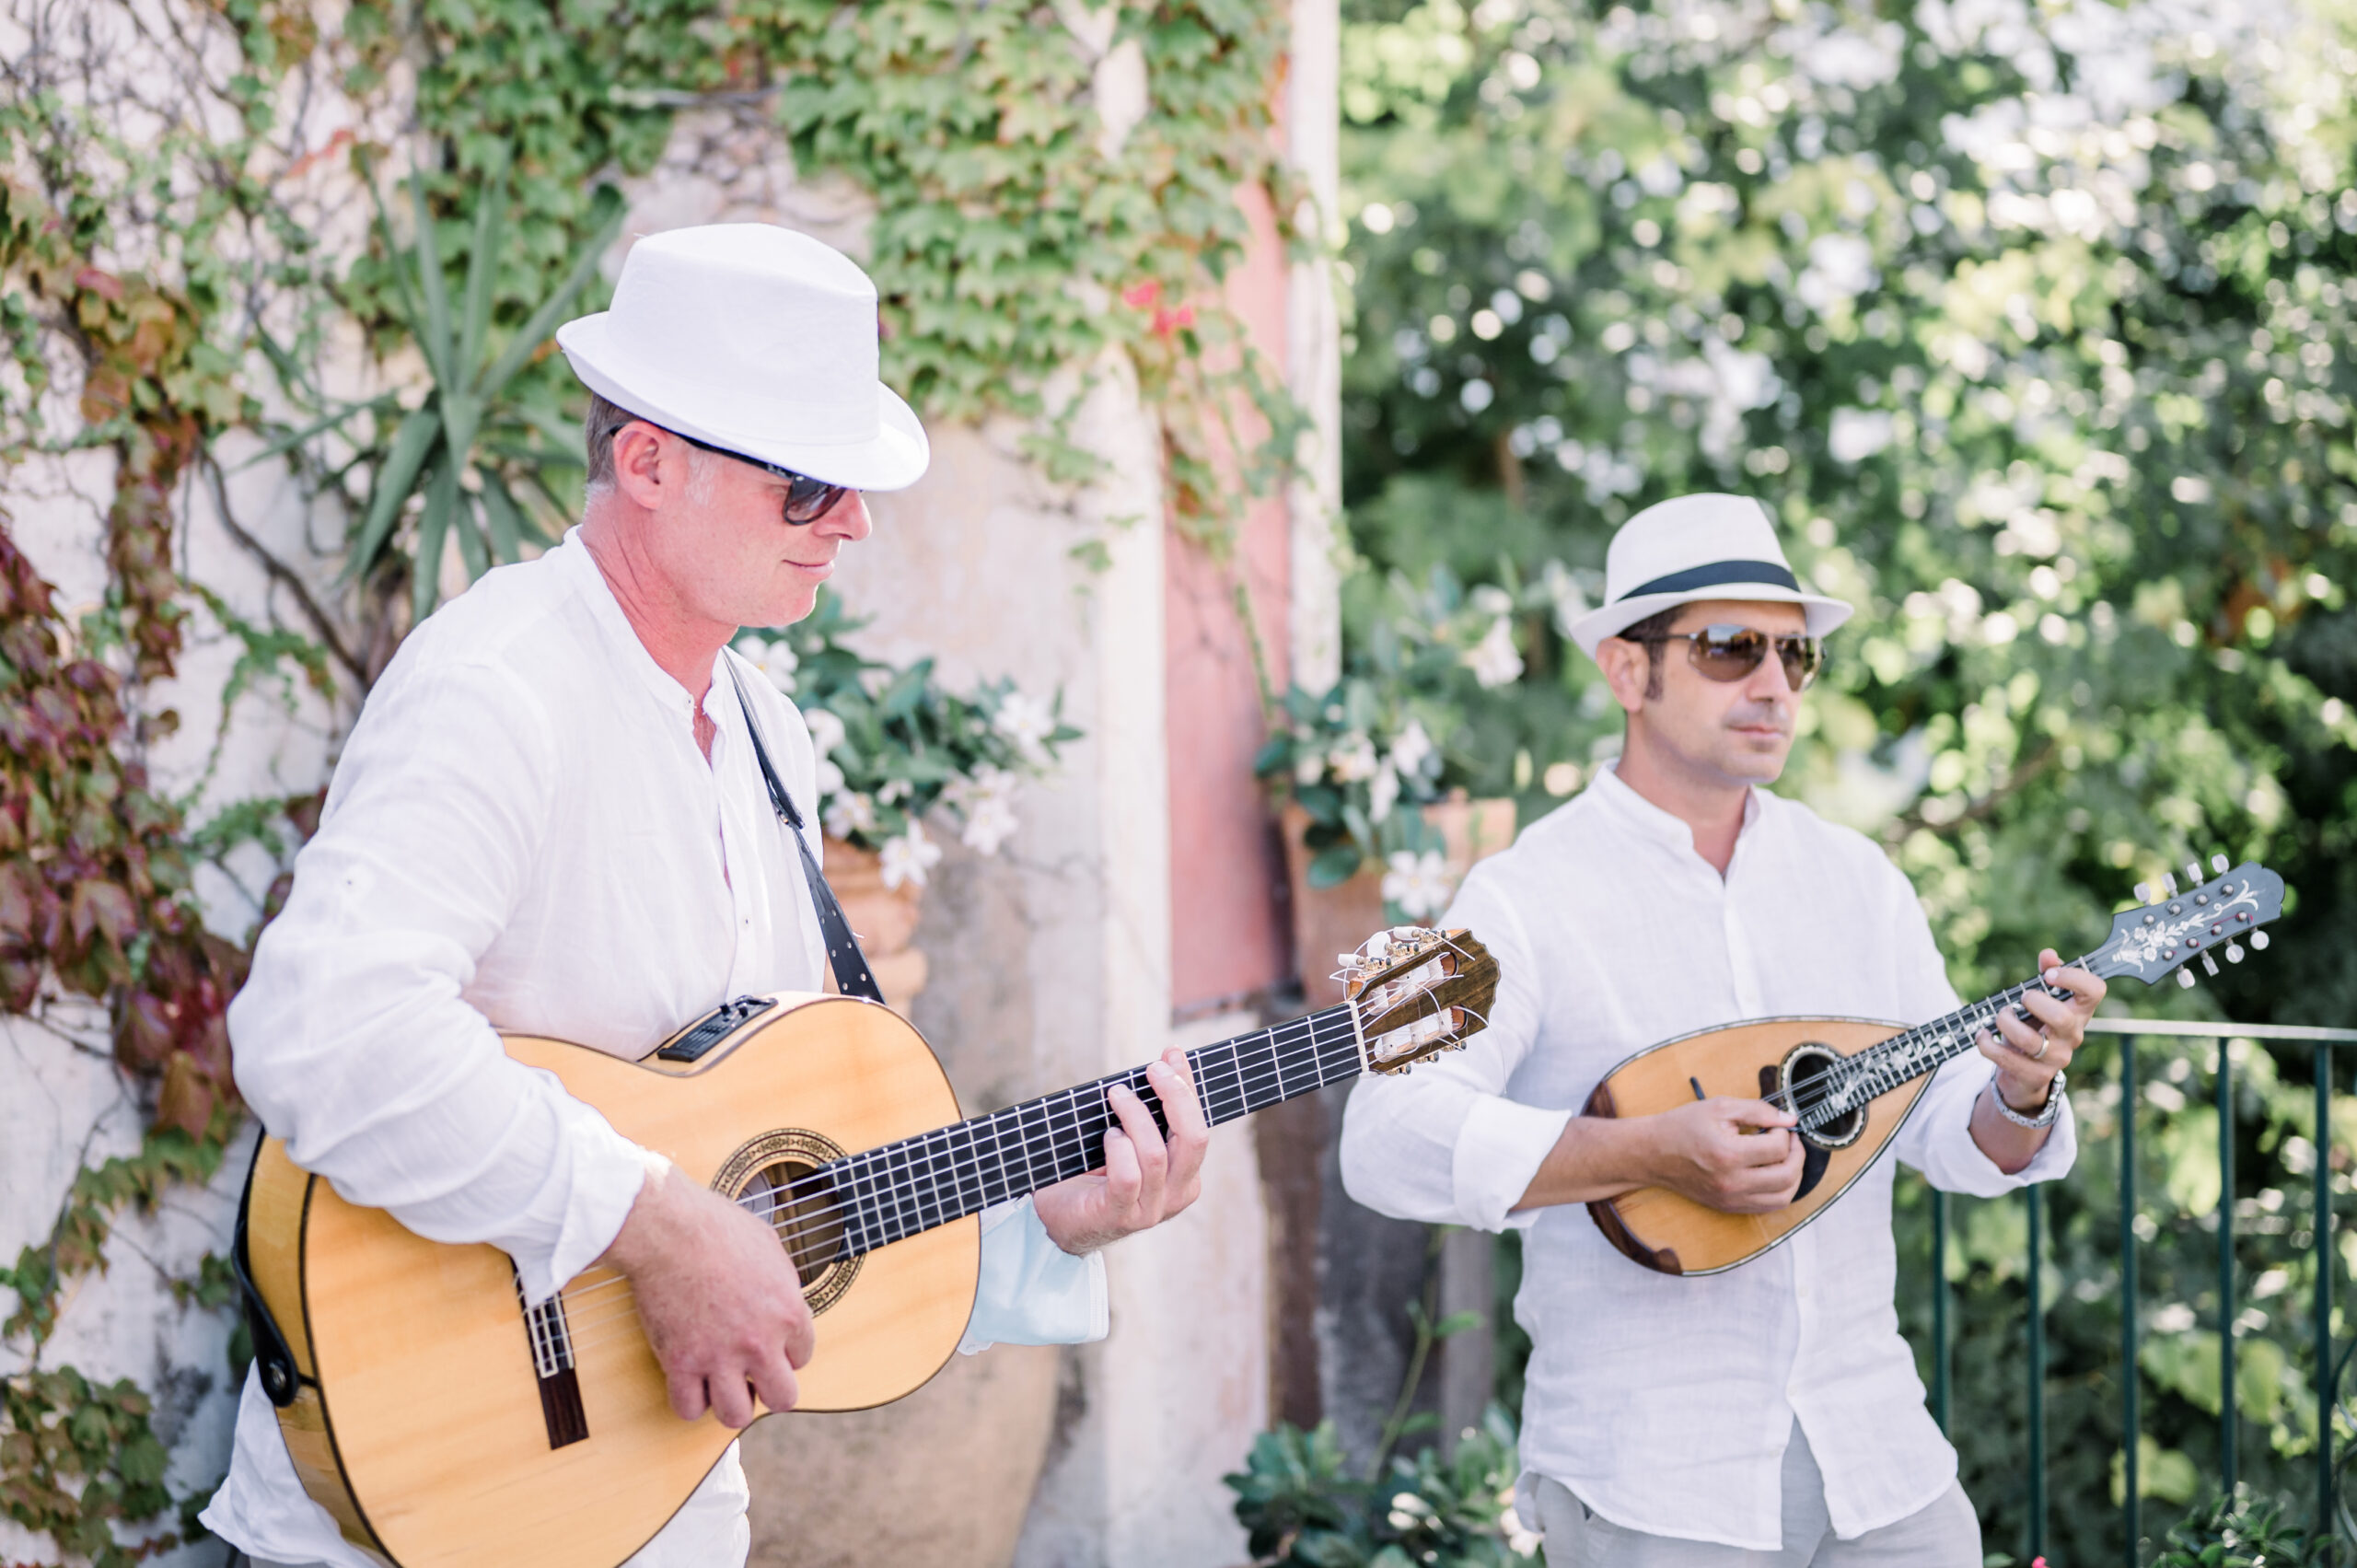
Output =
[
  {"x1": 235, "y1": 926, "x2": 1496, "y2": 1568},
  {"x1": 1585, "y1": 856, "x2": 2285, "y2": 1277}
]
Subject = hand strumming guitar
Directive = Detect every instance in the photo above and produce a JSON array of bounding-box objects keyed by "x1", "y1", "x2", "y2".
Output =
[{"x1": 598, "y1": 1161, "x2": 817, "y2": 1428}]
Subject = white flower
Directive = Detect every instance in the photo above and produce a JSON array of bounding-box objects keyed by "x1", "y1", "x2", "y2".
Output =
[
  {"x1": 1538, "y1": 560, "x2": 1588, "y2": 641},
  {"x1": 1368, "y1": 762, "x2": 1401, "y2": 824},
  {"x1": 877, "y1": 778, "x2": 911, "y2": 806},
  {"x1": 1381, "y1": 849, "x2": 1456, "y2": 921},
  {"x1": 943, "y1": 764, "x2": 1022, "y2": 854},
  {"x1": 1328, "y1": 732, "x2": 1379, "y2": 782},
  {"x1": 878, "y1": 821, "x2": 945, "y2": 889},
  {"x1": 805, "y1": 706, "x2": 846, "y2": 758},
  {"x1": 993, "y1": 690, "x2": 1058, "y2": 763},
  {"x1": 1294, "y1": 750, "x2": 1326, "y2": 786},
  {"x1": 738, "y1": 635, "x2": 797, "y2": 692},
  {"x1": 1387, "y1": 717, "x2": 1434, "y2": 779},
  {"x1": 824, "y1": 791, "x2": 877, "y2": 841},
  {"x1": 1463, "y1": 618, "x2": 1525, "y2": 687},
  {"x1": 959, "y1": 794, "x2": 1020, "y2": 855},
  {"x1": 815, "y1": 756, "x2": 845, "y2": 798}
]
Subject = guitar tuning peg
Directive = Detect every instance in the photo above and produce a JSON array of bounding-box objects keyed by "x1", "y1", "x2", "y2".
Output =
[
  {"x1": 2162, "y1": 872, "x2": 2179, "y2": 898},
  {"x1": 2178, "y1": 969, "x2": 2198, "y2": 989},
  {"x1": 2201, "y1": 952, "x2": 2220, "y2": 977},
  {"x1": 2212, "y1": 853, "x2": 2230, "y2": 874},
  {"x1": 2251, "y1": 930, "x2": 2270, "y2": 950},
  {"x1": 2225, "y1": 941, "x2": 2246, "y2": 963},
  {"x1": 2135, "y1": 882, "x2": 2154, "y2": 904},
  {"x1": 2186, "y1": 860, "x2": 2205, "y2": 885}
]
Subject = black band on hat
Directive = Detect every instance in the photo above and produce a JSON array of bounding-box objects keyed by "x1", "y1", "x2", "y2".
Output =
[{"x1": 1618, "y1": 559, "x2": 1799, "y2": 602}]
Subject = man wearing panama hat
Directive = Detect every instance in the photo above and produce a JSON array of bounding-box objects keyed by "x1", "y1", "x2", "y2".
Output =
[
  {"x1": 1340, "y1": 494, "x2": 2105, "y2": 1565},
  {"x1": 203, "y1": 225, "x2": 1210, "y2": 1567}
]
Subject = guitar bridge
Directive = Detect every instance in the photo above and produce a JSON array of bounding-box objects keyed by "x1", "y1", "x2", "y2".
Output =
[{"x1": 515, "y1": 1270, "x2": 587, "y2": 1448}]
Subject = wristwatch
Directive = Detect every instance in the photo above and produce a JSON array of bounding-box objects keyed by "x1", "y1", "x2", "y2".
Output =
[{"x1": 1992, "y1": 1071, "x2": 2067, "y2": 1129}]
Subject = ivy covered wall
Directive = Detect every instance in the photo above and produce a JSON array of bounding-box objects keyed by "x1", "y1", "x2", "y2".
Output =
[{"x1": 0, "y1": 1, "x2": 1322, "y2": 1562}]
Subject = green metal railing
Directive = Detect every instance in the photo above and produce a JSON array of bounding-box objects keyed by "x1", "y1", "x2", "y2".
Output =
[{"x1": 1924, "y1": 1017, "x2": 2357, "y2": 1565}]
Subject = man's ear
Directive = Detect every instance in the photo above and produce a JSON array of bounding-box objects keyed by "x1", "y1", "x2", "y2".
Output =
[
  {"x1": 609, "y1": 421, "x2": 680, "y2": 511},
  {"x1": 1594, "y1": 637, "x2": 1649, "y2": 717}
]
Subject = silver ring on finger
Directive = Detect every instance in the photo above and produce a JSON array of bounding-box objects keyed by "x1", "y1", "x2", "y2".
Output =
[{"x1": 2030, "y1": 1037, "x2": 2049, "y2": 1061}]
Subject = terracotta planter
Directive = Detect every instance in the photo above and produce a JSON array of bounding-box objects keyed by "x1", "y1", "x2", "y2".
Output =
[
  {"x1": 1280, "y1": 795, "x2": 1516, "y2": 1009},
  {"x1": 820, "y1": 836, "x2": 930, "y2": 1010}
]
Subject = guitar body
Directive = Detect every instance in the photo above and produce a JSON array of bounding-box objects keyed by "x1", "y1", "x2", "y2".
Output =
[
  {"x1": 244, "y1": 992, "x2": 980, "y2": 1568},
  {"x1": 1583, "y1": 1016, "x2": 1933, "y2": 1276}
]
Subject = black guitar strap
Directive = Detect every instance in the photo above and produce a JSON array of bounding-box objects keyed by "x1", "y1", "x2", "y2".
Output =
[{"x1": 726, "y1": 661, "x2": 885, "y2": 1005}]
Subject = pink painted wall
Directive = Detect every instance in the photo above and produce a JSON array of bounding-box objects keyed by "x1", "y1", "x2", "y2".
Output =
[{"x1": 1165, "y1": 172, "x2": 1295, "y2": 1016}]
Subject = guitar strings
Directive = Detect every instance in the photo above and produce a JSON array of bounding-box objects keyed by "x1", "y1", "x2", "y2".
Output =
[
  {"x1": 550, "y1": 1010, "x2": 1379, "y2": 1342},
  {"x1": 554, "y1": 1014, "x2": 1384, "y2": 1356}
]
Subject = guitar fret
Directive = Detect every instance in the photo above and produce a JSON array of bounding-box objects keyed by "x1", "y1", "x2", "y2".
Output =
[{"x1": 828, "y1": 1003, "x2": 1425, "y2": 1260}]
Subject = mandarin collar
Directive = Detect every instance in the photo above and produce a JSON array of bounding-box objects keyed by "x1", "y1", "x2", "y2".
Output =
[
  {"x1": 1587, "y1": 760, "x2": 1764, "y2": 867},
  {"x1": 550, "y1": 528, "x2": 726, "y2": 726}
]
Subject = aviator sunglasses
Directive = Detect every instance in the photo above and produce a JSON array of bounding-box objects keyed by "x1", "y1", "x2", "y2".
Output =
[
  {"x1": 1630, "y1": 623, "x2": 1824, "y2": 691},
  {"x1": 664, "y1": 427, "x2": 850, "y2": 524}
]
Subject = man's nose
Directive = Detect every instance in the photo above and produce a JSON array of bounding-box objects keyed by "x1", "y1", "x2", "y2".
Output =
[
  {"x1": 818, "y1": 491, "x2": 873, "y2": 542},
  {"x1": 1745, "y1": 645, "x2": 1797, "y2": 699}
]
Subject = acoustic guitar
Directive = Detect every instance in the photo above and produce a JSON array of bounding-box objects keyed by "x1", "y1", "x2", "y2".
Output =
[
  {"x1": 235, "y1": 925, "x2": 1496, "y2": 1568},
  {"x1": 1585, "y1": 856, "x2": 2284, "y2": 1276}
]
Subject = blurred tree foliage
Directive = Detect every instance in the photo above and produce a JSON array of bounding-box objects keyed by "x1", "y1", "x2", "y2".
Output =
[{"x1": 1336, "y1": 0, "x2": 2357, "y2": 1557}]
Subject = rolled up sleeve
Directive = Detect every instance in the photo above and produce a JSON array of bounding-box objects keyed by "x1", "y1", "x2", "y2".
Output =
[
  {"x1": 1340, "y1": 872, "x2": 1568, "y2": 1232},
  {"x1": 227, "y1": 658, "x2": 646, "y2": 1304}
]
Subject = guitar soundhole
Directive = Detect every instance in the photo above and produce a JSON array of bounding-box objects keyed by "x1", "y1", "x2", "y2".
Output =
[
  {"x1": 1782, "y1": 1043, "x2": 1864, "y2": 1149},
  {"x1": 714, "y1": 1130, "x2": 861, "y2": 1316}
]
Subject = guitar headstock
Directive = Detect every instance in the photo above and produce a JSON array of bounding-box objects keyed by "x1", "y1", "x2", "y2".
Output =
[
  {"x1": 1336, "y1": 927, "x2": 1500, "y2": 1074},
  {"x1": 2090, "y1": 854, "x2": 2286, "y2": 991}
]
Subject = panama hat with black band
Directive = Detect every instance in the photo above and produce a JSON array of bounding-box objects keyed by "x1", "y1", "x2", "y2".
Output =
[
  {"x1": 555, "y1": 223, "x2": 929, "y2": 494},
  {"x1": 1565, "y1": 493, "x2": 1852, "y2": 658}
]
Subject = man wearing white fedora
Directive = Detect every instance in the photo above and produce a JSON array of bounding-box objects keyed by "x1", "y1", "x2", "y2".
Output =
[
  {"x1": 1340, "y1": 494, "x2": 2103, "y2": 1565},
  {"x1": 204, "y1": 224, "x2": 1209, "y2": 1567}
]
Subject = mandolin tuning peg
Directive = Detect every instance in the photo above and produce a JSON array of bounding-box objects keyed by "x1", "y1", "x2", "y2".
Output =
[
  {"x1": 2251, "y1": 930, "x2": 2270, "y2": 950},
  {"x1": 2226, "y1": 941, "x2": 2246, "y2": 963},
  {"x1": 2162, "y1": 872, "x2": 2179, "y2": 898},
  {"x1": 2135, "y1": 881, "x2": 2154, "y2": 904},
  {"x1": 2201, "y1": 952, "x2": 2220, "y2": 977},
  {"x1": 2212, "y1": 853, "x2": 2230, "y2": 874},
  {"x1": 2178, "y1": 969, "x2": 2198, "y2": 989},
  {"x1": 2186, "y1": 860, "x2": 2205, "y2": 886}
]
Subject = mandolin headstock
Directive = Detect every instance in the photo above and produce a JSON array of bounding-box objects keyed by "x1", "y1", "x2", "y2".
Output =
[
  {"x1": 1336, "y1": 927, "x2": 1499, "y2": 1074},
  {"x1": 2091, "y1": 854, "x2": 2285, "y2": 991}
]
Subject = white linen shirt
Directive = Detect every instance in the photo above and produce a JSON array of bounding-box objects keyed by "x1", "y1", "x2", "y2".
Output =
[
  {"x1": 1339, "y1": 765, "x2": 2074, "y2": 1551},
  {"x1": 203, "y1": 530, "x2": 1104, "y2": 1568}
]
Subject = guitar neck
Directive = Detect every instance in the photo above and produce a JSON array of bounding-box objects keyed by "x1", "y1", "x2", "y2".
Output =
[
  {"x1": 1792, "y1": 960, "x2": 2087, "y2": 1132},
  {"x1": 821, "y1": 1005, "x2": 1365, "y2": 1260}
]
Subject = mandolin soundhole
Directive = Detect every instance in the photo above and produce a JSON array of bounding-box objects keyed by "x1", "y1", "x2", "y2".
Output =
[
  {"x1": 714, "y1": 1130, "x2": 861, "y2": 1315},
  {"x1": 1782, "y1": 1043, "x2": 1865, "y2": 1149}
]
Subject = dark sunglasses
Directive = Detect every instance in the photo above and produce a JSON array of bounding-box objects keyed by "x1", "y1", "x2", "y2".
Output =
[
  {"x1": 1630, "y1": 623, "x2": 1823, "y2": 691},
  {"x1": 664, "y1": 427, "x2": 851, "y2": 525}
]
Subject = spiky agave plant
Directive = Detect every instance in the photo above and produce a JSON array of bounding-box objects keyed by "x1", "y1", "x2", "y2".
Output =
[{"x1": 255, "y1": 152, "x2": 623, "y2": 621}]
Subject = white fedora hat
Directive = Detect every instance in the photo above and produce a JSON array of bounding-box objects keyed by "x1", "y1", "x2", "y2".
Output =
[
  {"x1": 1566, "y1": 493, "x2": 1852, "y2": 657},
  {"x1": 556, "y1": 224, "x2": 929, "y2": 492}
]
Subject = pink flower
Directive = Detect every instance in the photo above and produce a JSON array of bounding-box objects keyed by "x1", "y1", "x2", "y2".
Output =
[{"x1": 1121, "y1": 280, "x2": 1161, "y2": 308}]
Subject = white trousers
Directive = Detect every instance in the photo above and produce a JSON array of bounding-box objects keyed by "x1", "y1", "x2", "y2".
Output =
[{"x1": 1536, "y1": 1423, "x2": 1981, "y2": 1568}]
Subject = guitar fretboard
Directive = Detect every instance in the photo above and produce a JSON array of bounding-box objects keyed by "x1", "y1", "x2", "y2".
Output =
[
  {"x1": 1789, "y1": 960, "x2": 2086, "y2": 1132},
  {"x1": 817, "y1": 1005, "x2": 1366, "y2": 1259}
]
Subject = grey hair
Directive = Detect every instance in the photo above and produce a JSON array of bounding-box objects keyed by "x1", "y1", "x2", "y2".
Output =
[{"x1": 584, "y1": 392, "x2": 717, "y2": 504}]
